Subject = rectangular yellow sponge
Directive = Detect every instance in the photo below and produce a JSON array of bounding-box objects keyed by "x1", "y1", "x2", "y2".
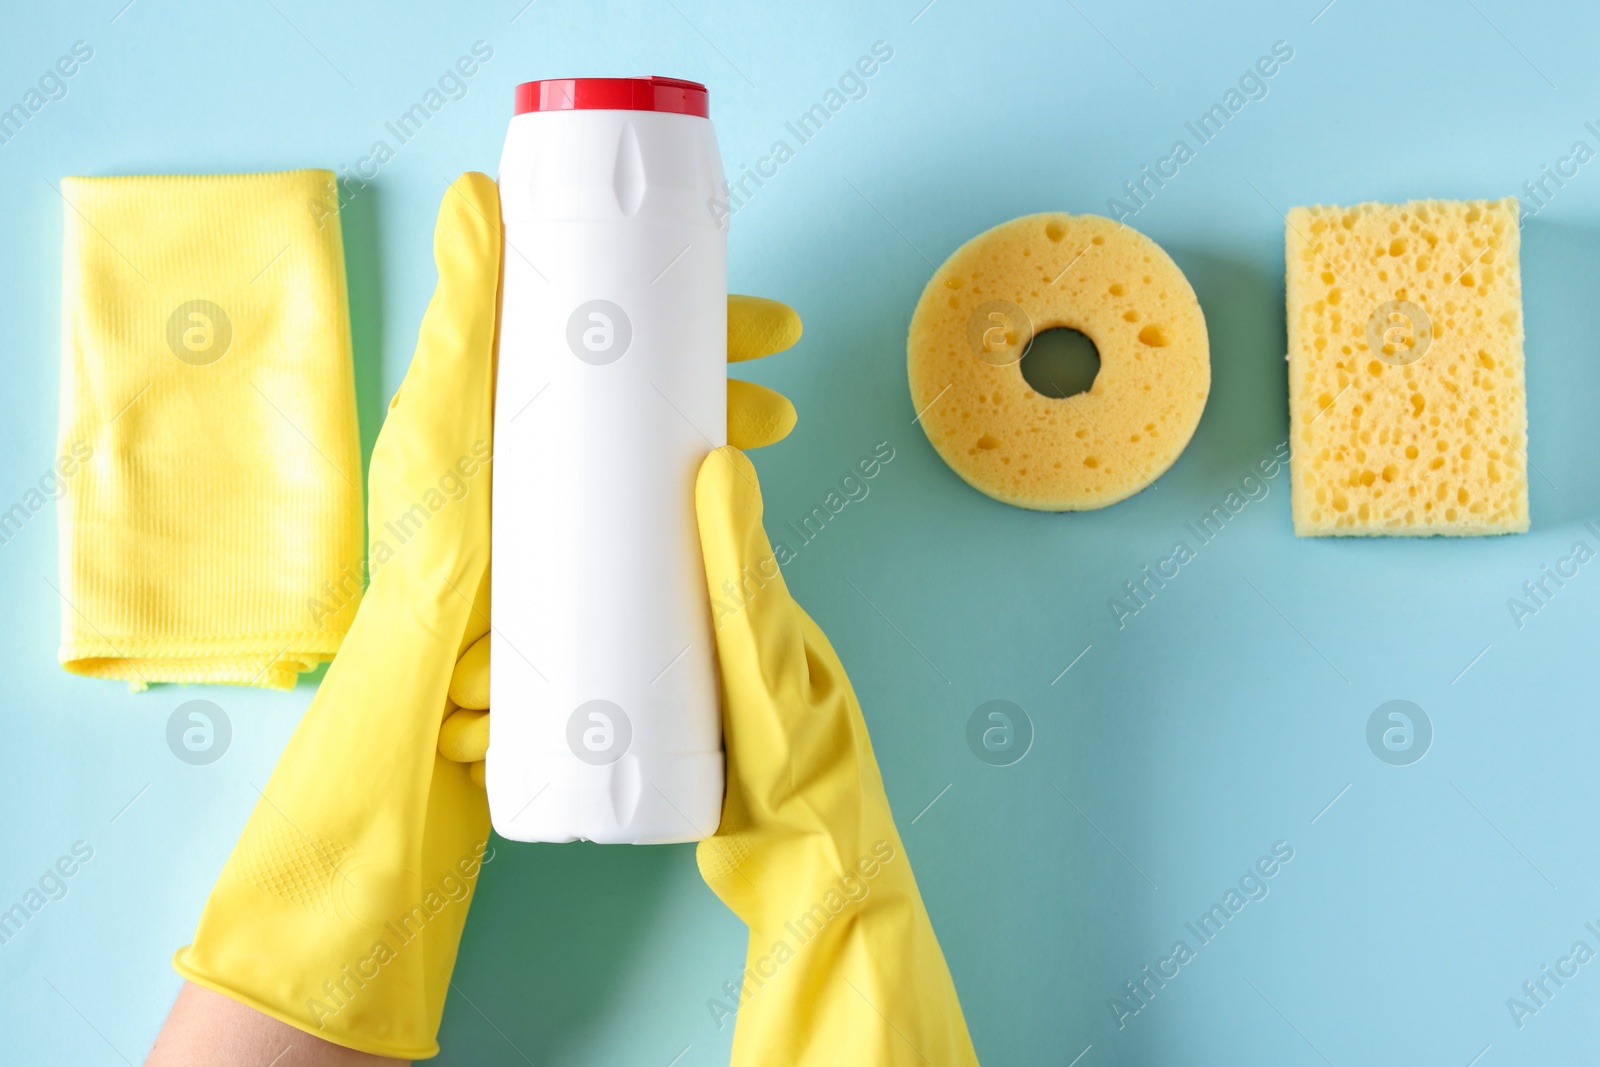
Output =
[{"x1": 1285, "y1": 198, "x2": 1528, "y2": 536}]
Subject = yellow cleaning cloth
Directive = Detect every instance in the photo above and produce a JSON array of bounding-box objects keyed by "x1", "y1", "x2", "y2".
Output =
[{"x1": 57, "y1": 170, "x2": 363, "y2": 690}]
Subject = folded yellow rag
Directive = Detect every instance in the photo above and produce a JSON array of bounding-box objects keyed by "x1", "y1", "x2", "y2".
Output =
[{"x1": 57, "y1": 170, "x2": 364, "y2": 690}]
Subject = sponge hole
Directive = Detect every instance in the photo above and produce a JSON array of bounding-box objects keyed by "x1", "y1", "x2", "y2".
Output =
[
  {"x1": 1138, "y1": 324, "x2": 1171, "y2": 347},
  {"x1": 1021, "y1": 328, "x2": 1100, "y2": 399}
]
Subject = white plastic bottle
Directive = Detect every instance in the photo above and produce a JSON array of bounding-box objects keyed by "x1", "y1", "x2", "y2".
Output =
[{"x1": 488, "y1": 77, "x2": 727, "y2": 844}]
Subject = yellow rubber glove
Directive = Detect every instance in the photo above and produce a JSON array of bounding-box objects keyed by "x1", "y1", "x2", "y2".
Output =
[
  {"x1": 443, "y1": 335, "x2": 980, "y2": 1066},
  {"x1": 171, "y1": 172, "x2": 502, "y2": 1060},
  {"x1": 691, "y1": 447, "x2": 980, "y2": 1065}
]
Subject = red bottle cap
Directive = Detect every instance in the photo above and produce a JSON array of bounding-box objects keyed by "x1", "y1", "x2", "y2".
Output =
[{"x1": 514, "y1": 76, "x2": 709, "y2": 118}]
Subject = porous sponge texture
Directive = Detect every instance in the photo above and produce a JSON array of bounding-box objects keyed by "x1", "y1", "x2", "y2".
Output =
[
  {"x1": 1286, "y1": 198, "x2": 1528, "y2": 536},
  {"x1": 907, "y1": 213, "x2": 1210, "y2": 511}
]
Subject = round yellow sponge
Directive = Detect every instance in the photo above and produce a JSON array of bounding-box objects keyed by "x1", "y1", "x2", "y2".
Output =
[{"x1": 907, "y1": 213, "x2": 1210, "y2": 511}]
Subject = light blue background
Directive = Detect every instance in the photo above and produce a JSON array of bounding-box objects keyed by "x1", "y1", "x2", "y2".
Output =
[{"x1": 3, "y1": 0, "x2": 1600, "y2": 1063}]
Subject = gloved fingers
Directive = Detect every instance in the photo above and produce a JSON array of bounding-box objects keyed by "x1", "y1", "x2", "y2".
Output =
[
  {"x1": 380, "y1": 173, "x2": 501, "y2": 427},
  {"x1": 469, "y1": 761, "x2": 485, "y2": 788},
  {"x1": 696, "y1": 446, "x2": 804, "y2": 683},
  {"x1": 439, "y1": 707, "x2": 490, "y2": 763},
  {"x1": 727, "y1": 379, "x2": 797, "y2": 450},
  {"x1": 727, "y1": 295, "x2": 802, "y2": 363},
  {"x1": 695, "y1": 446, "x2": 815, "y2": 795},
  {"x1": 450, "y1": 632, "x2": 491, "y2": 709}
]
